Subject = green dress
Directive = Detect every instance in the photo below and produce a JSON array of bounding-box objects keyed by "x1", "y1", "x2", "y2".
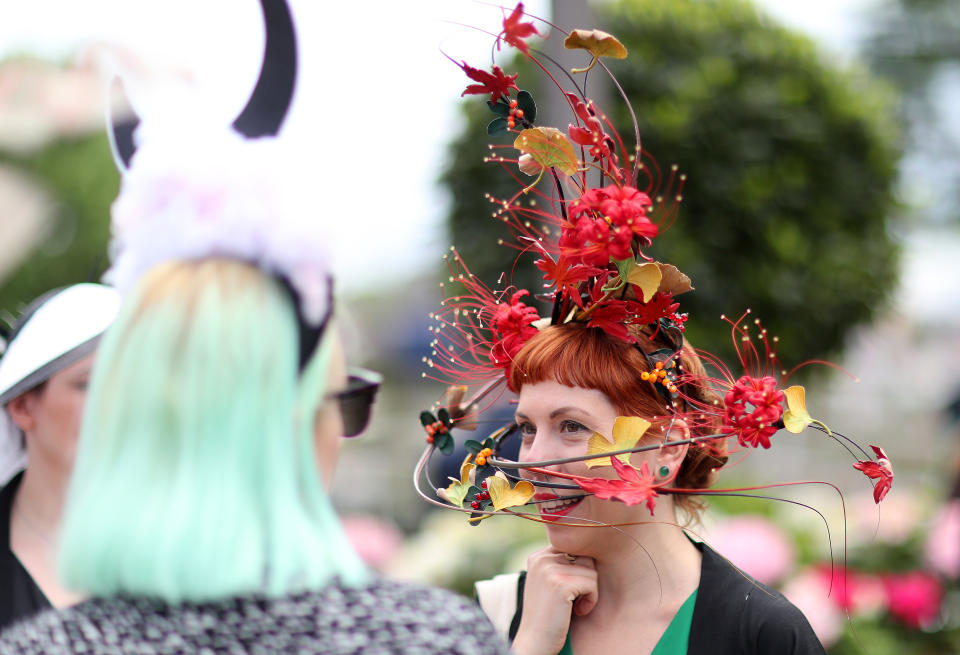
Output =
[{"x1": 556, "y1": 589, "x2": 698, "y2": 655}]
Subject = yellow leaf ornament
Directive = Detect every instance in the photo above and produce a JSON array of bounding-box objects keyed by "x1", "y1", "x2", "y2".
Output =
[
  {"x1": 782, "y1": 385, "x2": 835, "y2": 437},
  {"x1": 563, "y1": 29, "x2": 628, "y2": 74},
  {"x1": 627, "y1": 262, "x2": 662, "y2": 302},
  {"x1": 486, "y1": 473, "x2": 536, "y2": 511},
  {"x1": 782, "y1": 386, "x2": 811, "y2": 434},
  {"x1": 437, "y1": 461, "x2": 475, "y2": 508},
  {"x1": 586, "y1": 416, "x2": 651, "y2": 468},
  {"x1": 513, "y1": 127, "x2": 578, "y2": 192},
  {"x1": 606, "y1": 260, "x2": 661, "y2": 299}
]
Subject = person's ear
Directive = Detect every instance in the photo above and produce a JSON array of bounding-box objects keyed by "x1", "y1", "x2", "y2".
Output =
[
  {"x1": 654, "y1": 419, "x2": 690, "y2": 480},
  {"x1": 6, "y1": 393, "x2": 37, "y2": 433}
]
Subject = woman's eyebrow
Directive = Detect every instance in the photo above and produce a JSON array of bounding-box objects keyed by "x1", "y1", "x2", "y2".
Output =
[
  {"x1": 549, "y1": 406, "x2": 585, "y2": 419},
  {"x1": 515, "y1": 407, "x2": 591, "y2": 421}
]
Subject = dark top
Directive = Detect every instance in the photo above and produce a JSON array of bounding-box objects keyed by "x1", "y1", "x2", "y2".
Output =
[
  {"x1": 0, "y1": 577, "x2": 514, "y2": 654},
  {"x1": 688, "y1": 542, "x2": 825, "y2": 655},
  {"x1": 0, "y1": 472, "x2": 51, "y2": 633},
  {"x1": 508, "y1": 542, "x2": 825, "y2": 655}
]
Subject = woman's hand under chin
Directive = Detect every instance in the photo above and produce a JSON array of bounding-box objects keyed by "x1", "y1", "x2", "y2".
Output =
[{"x1": 511, "y1": 546, "x2": 599, "y2": 655}]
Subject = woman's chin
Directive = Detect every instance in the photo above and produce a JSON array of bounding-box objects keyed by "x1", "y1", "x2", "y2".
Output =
[{"x1": 544, "y1": 521, "x2": 594, "y2": 553}]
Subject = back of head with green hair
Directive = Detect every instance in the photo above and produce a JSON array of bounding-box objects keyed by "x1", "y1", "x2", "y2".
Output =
[{"x1": 59, "y1": 259, "x2": 367, "y2": 601}]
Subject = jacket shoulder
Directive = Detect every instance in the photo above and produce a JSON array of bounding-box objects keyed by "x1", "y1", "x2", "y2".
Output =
[{"x1": 690, "y1": 543, "x2": 826, "y2": 655}]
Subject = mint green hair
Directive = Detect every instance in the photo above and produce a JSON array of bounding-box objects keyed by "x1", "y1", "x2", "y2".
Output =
[{"x1": 59, "y1": 260, "x2": 367, "y2": 601}]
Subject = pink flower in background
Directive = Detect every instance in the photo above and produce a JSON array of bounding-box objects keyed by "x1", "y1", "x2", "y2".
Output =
[
  {"x1": 341, "y1": 515, "x2": 403, "y2": 572},
  {"x1": 882, "y1": 571, "x2": 943, "y2": 629},
  {"x1": 924, "y1": 499, "x2": 960, "y2": 579},
  {"x1": 782, "y1": 569, "x2": 844, "y2": 647},
  {"x1": 709, "y1": 515, "x2": 795, "y2": 584},
  {"x1": 850, "y1": 490, "x2": 918, "y2": 545},
  {"x1": 815, "y1": 566, "x2": 885, "y2": 615}
]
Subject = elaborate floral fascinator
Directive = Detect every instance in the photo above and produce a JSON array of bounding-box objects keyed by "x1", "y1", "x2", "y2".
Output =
[{"x1": 414, "y1": 4, "x2": 893, "y2": 530}]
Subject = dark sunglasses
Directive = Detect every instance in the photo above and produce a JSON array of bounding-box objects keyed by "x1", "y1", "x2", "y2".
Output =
[{"x1": 330, "y1": 368, "x2": 382, "y2": 437}]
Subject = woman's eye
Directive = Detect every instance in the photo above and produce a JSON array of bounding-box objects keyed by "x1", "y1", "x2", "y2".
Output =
[
  {"x1": 560, "y1": 420, "x2": 588, "y2": 434},
  {"x1": 518, "y1": 422, "x2": 536, "y2": 436}
]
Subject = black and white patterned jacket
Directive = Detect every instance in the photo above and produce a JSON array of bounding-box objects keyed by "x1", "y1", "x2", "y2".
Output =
[{"x1": 0, "y1": 578, "x2": 512, "y2": 654}]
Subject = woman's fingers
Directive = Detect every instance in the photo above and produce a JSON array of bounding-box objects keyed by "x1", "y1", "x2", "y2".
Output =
[
  {"x1": 572, "y1": 589, "x2": 598, "y2": 616},
  {"x1": 547, "y1": 552, "x2": 598, "y2": 616},
  {"x1": 511, "y1": 548, "x2": 600, "y2": 655}
]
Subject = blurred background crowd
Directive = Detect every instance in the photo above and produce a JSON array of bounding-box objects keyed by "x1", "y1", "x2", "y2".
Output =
[{"x1": 1, "y1": 0, "x2": 958, "y2": 652}]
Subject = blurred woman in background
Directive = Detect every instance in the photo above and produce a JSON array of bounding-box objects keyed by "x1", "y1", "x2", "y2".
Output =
[{"x1": 0, "y1": 283, "x2": 119, "y2": 629}]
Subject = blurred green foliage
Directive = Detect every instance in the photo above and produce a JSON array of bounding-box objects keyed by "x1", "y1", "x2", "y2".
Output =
[
  {"x1": 0, "y1": 132, "x2": 117, "y2": 316},
  {"x1": 443, "y1": 0, "x2": 902, "y2": 367}
]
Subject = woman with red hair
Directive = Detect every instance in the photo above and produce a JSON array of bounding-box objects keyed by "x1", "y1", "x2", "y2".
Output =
[
  {"x1": 489, "y1": 323, "x2": 823, "y2": 655},
  {"x1": 416, "y1": 6, "x2": 891, "y2": 654}
]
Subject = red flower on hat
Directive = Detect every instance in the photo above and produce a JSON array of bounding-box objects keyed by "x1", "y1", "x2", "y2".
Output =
[
  {"x1": 498, "y1": 3, "x2": 540, "y2": 55},
  {"x1": 574, "y1": 458, "x2": 659, "y2": 515},
  {"x1": 565, "y1": 185, "x2": 657, "y2": 264},
  {"x1": 566, "y1": 93, "x2": 622, "y2": 181},
  {"x1": 598, "y1": 185, "x2": 657, "y2": 239},
  {"x1": 853, "y1": 445, "x2": 893, "y2": 503},
  {"x1": 559, "y1": 214, "x2": 634, "y2": 267},
  {"x1": 460, "y1": 62, "x2": 520, "y2": 104},
  {"x1": 722, "y1": 375, "x2": 785, "y2": 449},
  {"x1": 487, "y1": 290, "x2": 540, "y2": 368}
]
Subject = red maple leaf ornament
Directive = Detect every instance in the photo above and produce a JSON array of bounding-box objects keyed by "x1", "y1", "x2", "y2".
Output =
[
  {"x1": 534, "y1": 255, "x2": 602, "y2": 306},
  {"x1": 459, "y1": 62, "x2": 520, "y2": 104},
  {"x1": 574, "y1": 458, "x2": 659, "y2": 515},
  {"x1": 633, "y1": 292, "x2": 680, "y2": 326},
  {"x1": 586, "y1": 300, "x2": 635, "y2": 343},
  {"x1": 853, "y1": 445, "x2": 894, "y2": 503},
  {"x1": 499, "y1": 3, "x2": 540, "y2": 55}
]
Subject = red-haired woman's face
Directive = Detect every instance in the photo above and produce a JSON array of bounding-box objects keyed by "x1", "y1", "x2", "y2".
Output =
[{"x1": 516, "y1": 380, "x2": 663, "y2": 556}]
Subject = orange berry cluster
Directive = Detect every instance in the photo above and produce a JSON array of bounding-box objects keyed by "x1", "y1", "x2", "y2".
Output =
[
  {"x1": 506, "y1": 99, "x2": 525, "y2": 130},
  {"x1": 640, "y1": 360, "x2": 679, "y2": 394},
  {"x1": 424, "y1": 421, "x2": 448, "y2": 444},
  {"x1": 475, "y1": 447, "x2": 493, "y2": 466}
]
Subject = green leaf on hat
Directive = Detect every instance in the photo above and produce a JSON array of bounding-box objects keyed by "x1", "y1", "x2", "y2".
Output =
[
  {"x1": 517, "y1": 90, "x2": 536, "y2": 123},
  {"x1": 487, "y1": 117, "x2": 509, "y2": 136}
]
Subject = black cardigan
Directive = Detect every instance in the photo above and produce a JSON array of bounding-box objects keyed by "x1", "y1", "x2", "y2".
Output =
[
  {"x1": 687, "y1": 542, "x2": 825, "y2": 654},
  {"x1": 0, "y1": 472, "x2": 51, "y2": 632},
  {"x1": 508, "y1": 542, "x2": 825, "y2": 655}
]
